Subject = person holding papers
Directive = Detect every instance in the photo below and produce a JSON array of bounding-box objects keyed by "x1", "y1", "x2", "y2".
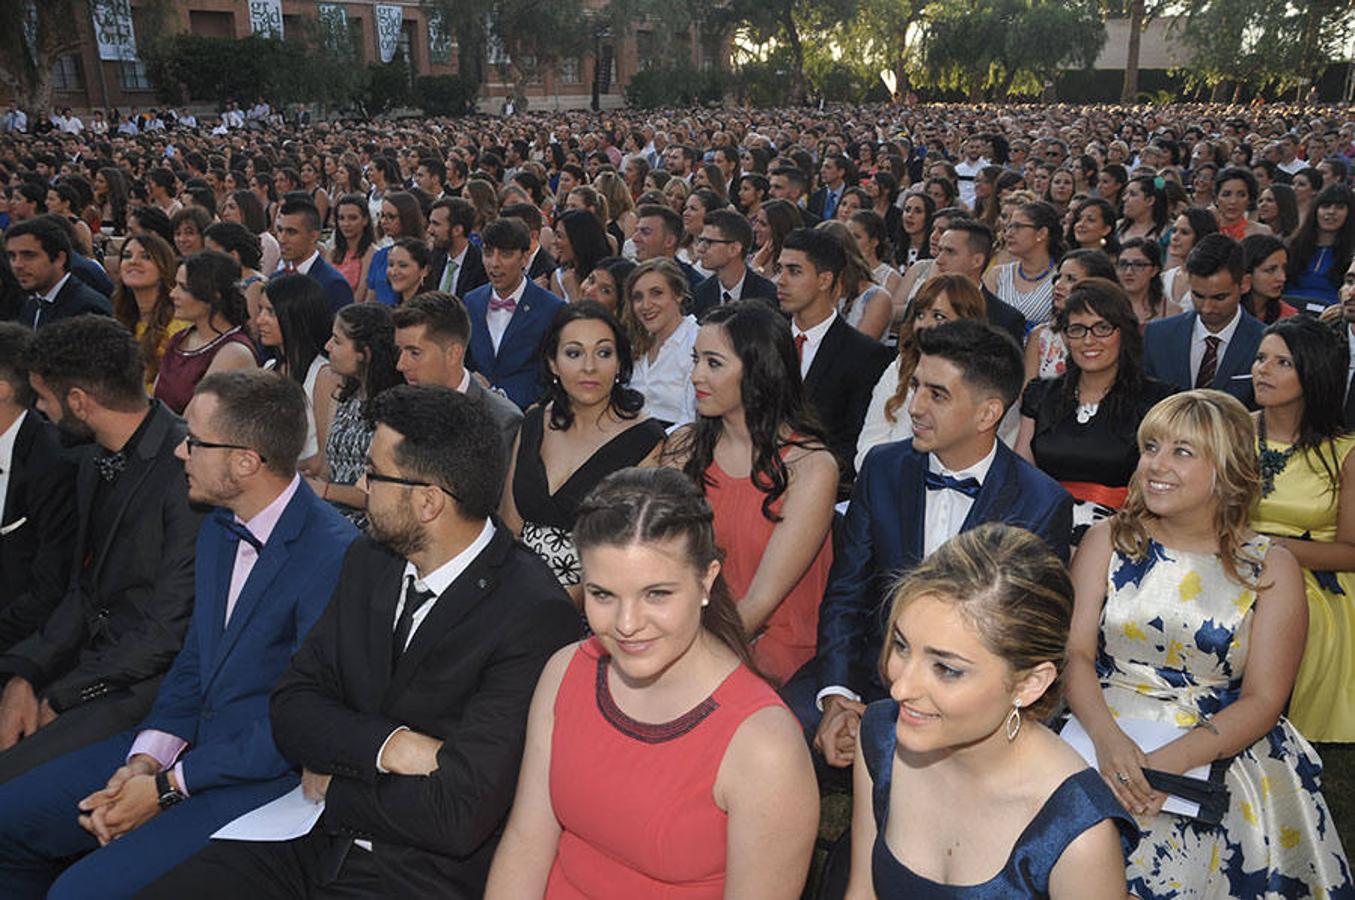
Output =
[
  {"x1": 0, "y1": 371, "x2": 357, "y2": 898},
  {"x1": 1064, "y1": 390, "x2": 1352, "y2": 898}
]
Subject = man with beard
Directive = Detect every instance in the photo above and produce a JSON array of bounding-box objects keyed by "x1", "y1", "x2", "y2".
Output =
[
  {"x1": 142, "y1": 385, "x2": 579, "y2": 899},
  {"x1": 0, "y1": 316, "x2": 199, "y2": 784},
  {"x1": 0, "y1": 370, "x2": 358, "y2": 897}
]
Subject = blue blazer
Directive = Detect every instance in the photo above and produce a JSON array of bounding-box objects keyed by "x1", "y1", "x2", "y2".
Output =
[
  {"x1": 1143, "y1": 310, "x2": 1263, "y2": 408},
  {"x1": 464, "y1": 279, "x2": 566, "y2": 409},
  {"x1": 136, "y1": 481, "x2": 357, "y2": 794},
  {"x1": 815, "y1": 439, "x2": 1072, "y2": 699},
  {"x1": 272, "y1": 256, "x2": 355, "y2": 313}
]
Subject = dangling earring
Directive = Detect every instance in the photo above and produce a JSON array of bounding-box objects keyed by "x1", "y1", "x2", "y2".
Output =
[{"x1": 1005, "y1": 700, "x2": 1022, "y2": 742}]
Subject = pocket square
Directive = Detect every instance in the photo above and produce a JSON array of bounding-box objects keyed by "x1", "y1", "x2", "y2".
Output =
[{"x1": 0, "y1": 516, "x2": 28, "y2": 536}]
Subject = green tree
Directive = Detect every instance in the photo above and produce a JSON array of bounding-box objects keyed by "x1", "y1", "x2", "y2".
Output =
[
  {"x1": 915, "y1": 0, "x2": 1106, "y2": 99},
  {"x1": 721, "y1": 0, "x2": 857, "y2": 103}
]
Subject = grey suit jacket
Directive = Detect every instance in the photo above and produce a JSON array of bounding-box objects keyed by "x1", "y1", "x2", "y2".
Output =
[{"x1": 467, "y1": 376, "x2": 523, "y2": 465}]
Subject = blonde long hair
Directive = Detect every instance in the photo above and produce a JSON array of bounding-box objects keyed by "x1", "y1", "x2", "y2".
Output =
[{"x1": 1110, "y1": 389, "x2": 1263, "y2": 586}]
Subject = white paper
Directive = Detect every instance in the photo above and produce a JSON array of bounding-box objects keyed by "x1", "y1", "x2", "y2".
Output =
[
  {"x1": 1060, "y1": 714, "x2": 1209, "y2": 818},
  {"x1": 212, "y1": 785, "x2": 324, "y2": 842}
]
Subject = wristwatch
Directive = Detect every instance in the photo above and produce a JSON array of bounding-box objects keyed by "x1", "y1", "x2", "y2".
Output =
[{"x1": 155, "y1": 770, "x2": 186, "y2": 810}]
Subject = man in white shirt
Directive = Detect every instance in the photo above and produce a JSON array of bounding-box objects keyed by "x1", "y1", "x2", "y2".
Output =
[
  {"x1": 954, "y1": 135, "x2": 990, "y2": 206},
  {"x1": 1277, "y1": 135, "x2": 1307, "y2": 175}
]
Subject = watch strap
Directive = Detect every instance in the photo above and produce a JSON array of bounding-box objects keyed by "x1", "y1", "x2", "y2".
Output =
[{"x1": 155, "y1": 768, "x2": 185, "y2": 809}]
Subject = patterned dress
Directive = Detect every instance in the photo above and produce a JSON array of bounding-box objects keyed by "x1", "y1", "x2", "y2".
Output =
[
  {"x1": 1099, "y1": 537, "x2": 1352, "y2": 898},
  {"x1": 324, "y1": 395, "x2": 373, "y2": 529}
]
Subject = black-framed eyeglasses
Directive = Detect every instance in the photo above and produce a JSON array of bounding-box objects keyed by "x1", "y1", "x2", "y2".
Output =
[
  {"x1": 361, "y1": 463, "x2": 460, "y2": 500},
  {"x1": 1063, "y1": 322, "x2": 1119, "y2": 340},
  {"x1": 1004, "y1": 222, "x2": 1037, "y2": 233},
  {"x1": 694, "y1": 236, "x2": 736, "y2": 247},
  {"x1": 185, "y1": 435, "x2": 267, "y2": 462},
  {"x1": 1116, "y1": 259, "x2": 1154, "y2": 271}
]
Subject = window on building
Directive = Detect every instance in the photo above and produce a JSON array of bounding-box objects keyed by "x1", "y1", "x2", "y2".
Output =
[
  {"x1": 52, "y1": 54, "x2": 84, "y2": 93},
  {"x1": 119, "y1": 60, "x2": 151, "y2": 92},
  {"x1": 188, "y1": 10, "x2": 234, "y2": 38},
  {"x1": 399, "y1": 20, "x2": 417, "y2": 71},
  {"x1": 559, "y1": 57, "x2": 581, "y2": 84}
]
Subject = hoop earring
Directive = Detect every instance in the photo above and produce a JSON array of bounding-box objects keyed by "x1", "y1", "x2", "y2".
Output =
[{"x1": 1005, "y1": 701, "x2": 1022, "y2": 742}]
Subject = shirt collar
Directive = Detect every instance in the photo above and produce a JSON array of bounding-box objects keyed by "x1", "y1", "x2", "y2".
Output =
[
  {"x1": 39, "y1": 273, "x2": 72, "y2": 304},
  {"x1": 450, "y1": 244, "x2": 469, "y2": 267},
  {"x1": 1192, "y1": 306, "x2": 1242, "y2": 344},
  {"x1": 494, "y1": 275, "x2": 529, "y2": 305},
  {"x1": 929, "y1": 439, "x2": 999, "y2": 484},
  {"x1": 402, "y1": 518, "x2": 495, "y2": 597},
  {"x1": 720, "y1": 269, "x2": 747, "y2": 297},
  {"x1": 454, "y1": 367, "x2": 471, "y2": 394},
  {"x1": 792, "y1": 309, "x2": 837, "y2": 341},
  {"x1": 288, "y1": 250, "x2": 320, "y2": 275},
  {"x1": 234, "y1": 475, "x2": 301, "y2": 545},
  {"x1": 0, "y1": 410, "x2": 28, "y2": 462}
]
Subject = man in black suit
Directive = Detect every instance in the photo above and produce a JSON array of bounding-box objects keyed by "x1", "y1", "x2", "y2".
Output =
[
  {"x1": 0, "y1": 316, "x2": 199, "y2": 783},
  {"x1": 144, "y1": 385, "x2": 580, "y2": 899},
  {"x1": 423, "y1": 197, "x2": 487, "y2": 297},
  {"x1": 778, "y1": 228, "x2": 891, "y2": 494},
  {"x1": 931, "y1": 217, "x2": 1028, "y2": 346},
  {"x1": 0, "y1": 324, "x2": 77, "y2": 653},
  {"x1": 6, "y1": 217, "x2": 112, "y2": 330},
  {"x1": 770, "y1": 165, "x2": 821, "y2": 227},
  {"x1": 806, "y1": 153, "x2": 851, "y2": 223},
  {"x1": 500, "y1": 202, "x2": 558, "y2": 286},
  {"x1": 689, "y1": 209, "x2": 779, "y2": 318},
  {"x1": 633, "y1": 204, "x2": 704, "y2": 290}
]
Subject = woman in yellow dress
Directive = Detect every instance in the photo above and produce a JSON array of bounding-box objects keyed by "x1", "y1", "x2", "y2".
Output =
[
  {"x1": 109, "y1": 233, "x2": 189, "y2": 391},
  {"x1": 1249, "y1": 314, "x2": 1355, "y2": 743}
]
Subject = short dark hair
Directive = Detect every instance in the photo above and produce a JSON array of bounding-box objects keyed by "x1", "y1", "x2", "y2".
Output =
[
  {"x1": 1185, "y1": 233, "x2": 1246, "y2": 284},
  {"x1": 499, "y1": 201, "x2": 543, "y2": 233},
  {"x1": 390, "y1": 291, "x2": 470, "y2": 346},
  {"x1": 480, "y1": 217, "x2": 531, "y2": 252},
  {"x1": 417, "y1": 156, "x2": 446, "y2": 183},
  {"x1": 371, "y1": 384, "x2": 505, "y2": 520},
  {"x1": 4, "y1": 217, "x2": 71, "y2": 269},
  {"x1": 431, "y1": 196, "x2": 475, "y2": 235},
  {"x1": 944, "y1": 218, "x2": 995, "y2": 264},
  {"x1": 703, "y1": 209, "x2": 753, "y2": 256},
  {"x1": 23, "y1": 314, "x2": 146, "y2": 411},
  {"x1": 204, "y1": 221, "x2": 263, "y2": 270},
  {"x1": 636, "y1": 203, "x2": 682, "y2": 241},
  {"x1": 0, "y1": 323, "x2": 35, "y2": 406},
  {"x1": 195, "y1": 369, "x2": 307, "y2": 477},
  {"x1": 278, "y1": 198, "x2": 321, "y2": 233},
  {"x1": 781, "y1": 227, "x2": 846, "y2": 279},
  {"x1": 914, "y1": 319, "x2": 1024, "y2": 410},
  {"x1": 770, "y1": 165, "x2": 807, "y2": 192}
]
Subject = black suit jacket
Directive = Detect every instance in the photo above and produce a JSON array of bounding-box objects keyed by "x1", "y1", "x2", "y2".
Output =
[
  {"x1": 0, "y1": 412, "x2": 78, "y2": 652},
  {"x1": 527, "y1": 247, "x2": 558, "y2": 284},
  {"x1": 982, "y1": 287, "x2": 1028, "y2": 347},
  {"x1": 423, "y1": 244, "x2": 488, "y2": 298},
  {"x1": 688, "y1": 268, "x2": 780, "y2": 319},
  {"x1": 804, "y1": 316, "x2": 892, "y2": 491},
  {"x1": 19, "y1": 275, "x2": 112, "y2": 330},
  {"x1": 0, "y1": 401, "x2": 200, "y2": 712},
  {"x1": 270, "y1": 527, "x2": 580, "y2": 897}
]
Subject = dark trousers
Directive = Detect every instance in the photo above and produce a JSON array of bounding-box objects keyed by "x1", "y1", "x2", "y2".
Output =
[
  {"x1": 141, "y1": 831, "x2": 383, "y2": 900},
  {"x1": 0, "y1": 730, "x2": 294, "y2": 900}
]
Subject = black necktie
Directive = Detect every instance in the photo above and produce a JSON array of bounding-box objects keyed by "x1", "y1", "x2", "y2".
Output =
[
  {"x1": 392, "y1": 575, "x2": 436, "y2": 668},
  {"x1": 93, "y1": 450, "x2": 126, "y2": 483},
  {"x1": 925, "y1": 471, "x2": 982, "y2": 499},
  {"x1": 215, "y1": 513, "x2": 263, "y2": 552},
  {"x1": 721, "y1": 290, "x2": 732, "y2": 305}
]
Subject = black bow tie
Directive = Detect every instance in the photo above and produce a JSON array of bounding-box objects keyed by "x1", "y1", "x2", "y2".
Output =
[
  {"x1": 93, "y1": 451, "x2": 126, "y2": 483},
  {"x1": 215, "y1": 513, "x2": 263, "y2": 552}
]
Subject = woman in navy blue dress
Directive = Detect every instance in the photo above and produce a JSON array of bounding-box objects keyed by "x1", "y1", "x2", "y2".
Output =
[{"x1": 846, "y1": 524, "x2": 1136, "y2": 899}]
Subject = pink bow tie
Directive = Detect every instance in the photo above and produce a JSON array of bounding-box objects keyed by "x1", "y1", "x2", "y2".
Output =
[{"x1": 489, "y1": 295, "x2": 517, "y2": 312}]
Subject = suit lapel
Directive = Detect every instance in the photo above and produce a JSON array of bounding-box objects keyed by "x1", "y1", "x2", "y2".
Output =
[
  {"x1": 804, "y1": 317, "x2": 844, "y2": 390},
  {"x1": 88, "y1": 408, "x2": 171, "y2": 581},
  {"x1": 497, "y1": 282, "x2": 536, "y2": 362},
  {"x1": 1213, "y1": 313, "x2": 1259, "y2": 386},
  {"x1": 962, "y1": 444, "x2": 1018, "y2": 531},
  {"x1": 467, "y1": 290, "x2": 494, "y2": 371},
  {"x1": 2, "y1": 415, "x2": 36, "y2": 524},
  {"x1": 898, "y1": 444, "x2": 928, "y2": 567},
  {"x1": 1172, "y1": 316, "x2": 1196, "y2": 389},
  {"x1": 369, "y1": 560, "x2": 404, "y2": 693}
]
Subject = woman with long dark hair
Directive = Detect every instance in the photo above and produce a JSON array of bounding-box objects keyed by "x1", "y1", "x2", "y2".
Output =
[
  {"x1": 1286, "y1": 183, "x2": 1355, "y2": 311},
  {"x1": 155, "y1": 250, "x2": 258, "y2": 414},
  {"x1": 111, "y1": 232, "x2": 187, "y2": 389},
  {"x1": 501, "y1": 302, "x2": 665, "y2": 595},
  {"x1": 203, "y1": 221, "x2": 266, "y2": 338},
  {"x1": 749, "y1": 199, "x2": 802, "y2": 280},
  {"x1": 737, "y1": 172, "x2": 769, "y2": 218},
  {"x1": 329, "y1": 193, "x2": 376, "y2": 302},
  {"x1": 255, "y1": 273, "x2": 339, "y2": 474},
  {"x1": 551, "y1": 208, "x2": 612, "y2": 301},
  {"x1": 384, "y1": 237, "x2": 431, "y2": 307},
  {"x1": 1016, "y1": 278, "x2": 1176, "y2": 544},
  {"x1": 894, "y1": 190, "x2": 933, "y2": 271},
  {"x1": 1067, "y1": 197, "x2": 1119, "y2": 257},
  {"x1": 367, "y1": 191, "x2": 427, "y2": 306},
  {"x1": 1257, "y1": 183, "x2": 1300, "y2": 241},
  {"x1": 306, "y1": 303, "x2": 401, "y2": 527},
  {"x1": 486, "y1": 467, "x2": 818, "y2": 898},
  {"x1": 94, "y1": 166, "x2": 128, "y2": 236},
  {"x1": 1240, "y1": 233, "x2": 1297, "y2": 323},
  {"x1": 1025, "y1": 249, "x2": 1118, "y2": 384},
  {"x1": 1213, "y1": 166, "x2": 1270, "y2": 241},
  {"x1": 220, "y1": 189, "x2": 280, "y2": 277},
  {"x1": 1116, "y1": 175, "x2": 1169, "y2": 244},
  {"x1": 1249, "y1": 315, "x2": 1355, "y2": 742},
  {"x1": 1115, "y1": 237, "x2": 1177, "y2": 326},
  {"x1": 1096, "y1": 163, "x2": 1128, "y2": 212},
  {"x1": 984, "y1": 200, "x2": 1064, "y2": 326},
  {"x1": 664, "y1": 301, "x2": 837, "y2": 684}
]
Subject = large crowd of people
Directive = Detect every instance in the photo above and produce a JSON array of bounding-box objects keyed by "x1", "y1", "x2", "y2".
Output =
[{"x1": 0, "y1": 98, "x2": 1353, "y2": 897}]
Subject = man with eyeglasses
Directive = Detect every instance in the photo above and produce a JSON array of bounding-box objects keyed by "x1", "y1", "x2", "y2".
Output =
[
  {"x1": 0, "y1": 370, "x2": 358, "y2": 897},
  {"x1": 0, "y1": 316, "x2": 199, "y2": 786},
  {"x1": 689, "y1": 209, "x2": 779, "y2": 318},
  {"x1": 142, "y1": 384, "x2": 579, "y2": 899}
]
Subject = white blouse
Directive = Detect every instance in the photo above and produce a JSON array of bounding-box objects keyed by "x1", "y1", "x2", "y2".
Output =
[{"x1": 632, "y1": 315, "x2": 698, "y2": 426}]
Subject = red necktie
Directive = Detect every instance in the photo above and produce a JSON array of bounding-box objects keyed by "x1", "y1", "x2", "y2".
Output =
[
  {"x1": 1195, "y1": 335, "x2": 1221, "y2": 388},
  {"x1": 284, "y1": 262, "x2": 296, "y2": 273},
  {"x1": 795, "y1": 333, "x2": 808, "y2": 361}
]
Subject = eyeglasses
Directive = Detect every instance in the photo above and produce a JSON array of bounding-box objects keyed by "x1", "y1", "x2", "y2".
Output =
[
  {"x1": 694, "y1": 236, "x2": 736, "y2": 247},
  {"x1": 361, "y1": 464, "x2": 460, "y2": 501},
  {"x1": 185, "y1": 435, "x2": 268, "y2": 462},
  {"x1": 1062, "y1": 322, "x2": 1119, "y2": 340},
  {"x1": 1115, "y1": 259, "x2": 1154, "y2": 271},
  {"x1": 1004, "y1": 222, "x2": 1037, "y2": 233}
]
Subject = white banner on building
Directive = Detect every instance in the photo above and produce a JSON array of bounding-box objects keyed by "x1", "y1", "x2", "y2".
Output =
[
  {"x1": 317, "y1": 2, "x2": 348, "y2": 53},
  {"x1": 90, "y1": 0, "x2": 138, "y2": 62},
  {"x1": 428, "y1": 9, "x2": 453, "y2": 64},
  {"x1": 249, "y1": 0, "x2": 284, "y2": 38},
  {"x1": 375, "y1": 5, "x2": 403, "y2": 64}
]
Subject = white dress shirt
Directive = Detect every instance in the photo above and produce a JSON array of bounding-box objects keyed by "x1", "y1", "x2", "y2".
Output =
[
  {"x1": 31, "y1": 273, "x2": 72, "y2": 328},
  {"x1": 279, "y1": 249, "x2": 321, "y2": 275},
  {"x1": 0, "y1": 410, "x2": 28, "y2": 520},
  {"x1": 923, "y1": 441, "x2": 998, "y2": 558},
  {"x1": 717, "y1": 269, "x2": 747, "y2": 303},
  {"x1": 1189, "y1": 306, "x2": 1243, "y2": 387},
  {"x1": 632, "y1": 315, "x2": 699, "y2": 425},
  {"x1": 792, "y1": 310, "x2": 837, "y2": 379},
  {"x1": 486, "y1": 276, "x2": 529, "y2": 355}
]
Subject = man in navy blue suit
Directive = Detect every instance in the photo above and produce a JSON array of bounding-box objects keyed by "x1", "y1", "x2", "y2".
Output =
[
  {"x1": 7, "y1": 218, "x2": 112, "y2": 329},
  {"x1": 633, "y1": 203, "x2": 705, "y2": 291},
  {"x1": 463, "y1": 218, "x2": 565, "y2": 409},
  {"x1": 1143, "y1": 233, "x2": 1264, "y2": 409},
  {"x1": 0, "y1": 370, "x2": 358, "y2": 898},
  {"x1": 784, "y1": 320, "x2": 1072, "y2": 767},
  {"x1": 271, "y1": 199, "x2": 354, "y2": 313},
  {"x1": 689, "y1": 209, "x2": 779, "y2": 318}
]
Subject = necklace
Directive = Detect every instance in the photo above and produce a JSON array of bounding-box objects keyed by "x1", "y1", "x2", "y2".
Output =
[
  {"x1": 1017, "y1": 260, "x2": 1054, "y2": 282},
  {"x1": 1074, "y1": 385, "x2": 1101, "y2": 425},
  {"x1": 1257, "y1": 412, "x2": 1297, "y2": 498}
]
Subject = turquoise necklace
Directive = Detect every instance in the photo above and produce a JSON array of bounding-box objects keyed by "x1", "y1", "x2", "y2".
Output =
[{"x1": 1257, "y1": 413, "x2": 1297, "y2": 498}]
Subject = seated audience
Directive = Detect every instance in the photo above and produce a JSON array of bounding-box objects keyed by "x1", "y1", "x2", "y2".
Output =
[
  {"x1": 155, "y1": 251, "x2": 257, "y2": 415},
  {"x1": 110, "y1": 233, "x2": 187, "y2": 390},
  {"x1": 626, "y1": 257, "x2": 699, "y2": 426},
  {"x1": 255, "y1": 274, "x2": 339, "y2": 474},
  {"x1": 7, "y1": 217, "x2": 111, "y2": 329},
  {"x1": 1024, "y1": 249, "x2": 1117, "y2": 383},
  {"x1": 272, "y1": 199, "x2": 353, "y2": 313},
  {"x1": 1239, "y1": 233, "x2": 1297, "y2": 323},
  {"x1": 485, "y1": 467, "x2": 817, "y2": 898}
]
